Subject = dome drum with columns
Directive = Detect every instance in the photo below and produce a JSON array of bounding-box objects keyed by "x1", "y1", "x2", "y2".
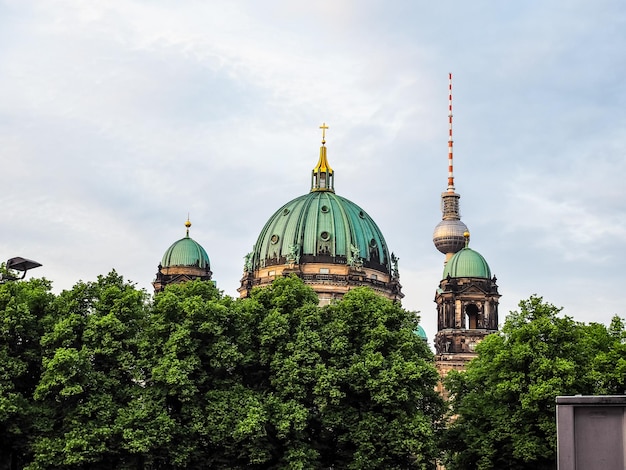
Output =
[
  {"x1": 239, "y1": 124, "x2": 402, "y2": 304},
  {"x1": 434, "y1": 279, "x2": 500, "y2": 355}
]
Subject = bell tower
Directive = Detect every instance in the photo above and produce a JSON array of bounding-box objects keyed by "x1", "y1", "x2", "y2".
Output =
[{"x1": 434, "y1": 233, "x2": 500, "y2": 391}]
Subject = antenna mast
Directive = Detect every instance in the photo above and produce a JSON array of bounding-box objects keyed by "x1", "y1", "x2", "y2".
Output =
[{"x1": 447, "y1": 72, "x2": 455, "y2": 192}]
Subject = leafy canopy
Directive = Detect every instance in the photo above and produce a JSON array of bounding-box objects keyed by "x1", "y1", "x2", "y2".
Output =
[
  {"x1": 1, "y1": 273, "x2": 443, "y2": 469},
  {"x1": 442, "y1": 295, "x2": 626, "y2": 470}
]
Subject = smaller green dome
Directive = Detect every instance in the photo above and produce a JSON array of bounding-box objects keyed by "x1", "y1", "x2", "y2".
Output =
[
  {"x1": 414, "y1": 325, "x2": 428, "y2": 341},
  {"x1": 161, "y1": 220, "x2": 210, "y2": 269},
  {"x1": 443, "y1": 247, "x2": 491, "y2": 279},
  {"x1": 161, "y1": 236, "x2": 210, "y2": 269}
]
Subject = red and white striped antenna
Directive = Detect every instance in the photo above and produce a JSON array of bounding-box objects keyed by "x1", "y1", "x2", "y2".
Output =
[{"x1": 447, "y1": 72, "x2": 455, "y2": 193}]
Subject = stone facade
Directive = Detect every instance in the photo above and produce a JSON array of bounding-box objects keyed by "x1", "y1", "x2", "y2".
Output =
[
  {"x1": 153, "y1": 263, "x2": 213, "y2": 292},
  {"x1": 238, "y1": 261, "x2": 402, "y2": 305},
  {"x1": 434, "y1": 274, "x2": 500, "y2": 395}
]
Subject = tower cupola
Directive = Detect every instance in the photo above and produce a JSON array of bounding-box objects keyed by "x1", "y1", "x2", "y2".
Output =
[
  {"x1": 442, "y1": 232, "x2": 491, "y2": 279},
  {"x1": 432, "y1": 76, "x2": 501, "y2": 396}
]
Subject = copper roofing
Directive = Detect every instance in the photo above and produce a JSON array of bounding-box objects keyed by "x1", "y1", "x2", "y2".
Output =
[
  {"x1": 160, "y1": 221, "x2": 210, "y2": 269},
  {"x1": 442, "y1": 246, "x2": 491, "y2": 280}
]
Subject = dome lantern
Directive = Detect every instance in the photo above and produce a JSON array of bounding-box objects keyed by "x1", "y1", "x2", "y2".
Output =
[{"x1": 311, "y1": 123, "x2": 334, "y2": 193}]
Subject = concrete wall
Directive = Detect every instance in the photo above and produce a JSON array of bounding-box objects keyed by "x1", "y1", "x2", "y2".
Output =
[{"x1": 556, "y1": 395, "x2": 626, "y2": 470}]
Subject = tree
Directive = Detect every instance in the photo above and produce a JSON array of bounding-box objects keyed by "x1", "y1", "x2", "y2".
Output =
[
  {"x1": 0, "y1": 278, "x2": 54, "y2": 470},
  {"x1": 1, "y1": 273, "x2": 443, "y2": 469},
  {"x1": 135, "y1": 278, "x2": 242, "y2": 469},
  {"x1": 297, "y1": 285, "x2": 443, "y2": 469},
  {"x1": 235, "y1": 278, "x2": 444, "y2": 469},
  {"x1": 441, "y1": 295, "x2": 626, "y2": 470},
  {"x1": 589, "y1": 315, "x2": 626, "y2": 394},
  {"x1": 140, "y1": 276, "x2": 444, "y2": 469},
  {"x1": 28, "y1": 271, "x2": 149, "y2": 470}
]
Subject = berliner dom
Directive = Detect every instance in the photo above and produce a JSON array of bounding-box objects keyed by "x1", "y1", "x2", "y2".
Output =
[{"x1": 238, "y1": 124, "x2": 402, "y2": 305}]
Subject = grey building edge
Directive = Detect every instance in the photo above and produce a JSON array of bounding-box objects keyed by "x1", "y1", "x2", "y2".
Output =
[
  {"x1": 556, "y1": 395, "x2": 626, "y2": 406},
  {"x1": 556, "y1": 395, "x2": 626, "y2": 470}
]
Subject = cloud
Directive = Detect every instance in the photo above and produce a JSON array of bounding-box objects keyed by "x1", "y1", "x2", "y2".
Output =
[{"x1": 0, "y1": 0, "x2": 624, "y2": 335}]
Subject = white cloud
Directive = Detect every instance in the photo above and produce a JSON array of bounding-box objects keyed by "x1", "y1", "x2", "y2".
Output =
[{"x1": 0, "y1": 0, "x2": 624, "y2": 330}]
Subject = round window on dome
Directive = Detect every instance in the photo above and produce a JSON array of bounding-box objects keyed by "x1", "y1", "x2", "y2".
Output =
[
  {"x1": 369, "y1": 238, "x2": 377, "y2": 248},
  {"x1": 320, "y1": 231, "x2": 331, "y2": 241},
  {"x1": 321, "y1": 205, "x2": 329, "y2": 213},
  {"x1": 359, "y1": 211, "x2": 365, "y2": 219},
  {"x1": 283, "y1": 209, "x2": 290, "y2": 216},
  {"x1": 271, "y1": 234, "x2": 280, "y2": 244}
]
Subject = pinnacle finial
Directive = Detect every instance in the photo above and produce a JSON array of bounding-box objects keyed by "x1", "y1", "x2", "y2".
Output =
[
  {"x1": 185, "y1": 216, "x2": 191, "y2": 237},
  {"x1": 320, "y1": 122, "x2": 329, "y2": 145},
  {"x1": 463, "y1": 231, "x2": 470, "y2": 248}
]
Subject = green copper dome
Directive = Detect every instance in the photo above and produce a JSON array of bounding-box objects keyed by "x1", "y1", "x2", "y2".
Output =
[
  {"x1": 250, "y1": 190, "x2": 391, "y2": 273},
  {"x1": 161, "y1": 221, "x2": 210, "y2": 269},
  {"x1": 414, "y1": 324, "x2": 428, "y2": 341},
  {"x1": 239, "y1": 125, "x2": 403, "y2": 301},
  {"x1": 244, "y1": 125, "x2": 397, "y2": 281},
  {"x1": 442, "y1": 246, "x2": 491, "y2": 279}
]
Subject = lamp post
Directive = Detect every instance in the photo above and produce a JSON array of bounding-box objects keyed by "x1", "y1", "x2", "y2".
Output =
[{"x1": 0, "y1": 256, "x2": 42, "y2": 283}]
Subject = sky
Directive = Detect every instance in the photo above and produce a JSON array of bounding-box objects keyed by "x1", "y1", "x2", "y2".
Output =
[{"x1": 1, "y1": 0, "x2": 625, "y2": 344}]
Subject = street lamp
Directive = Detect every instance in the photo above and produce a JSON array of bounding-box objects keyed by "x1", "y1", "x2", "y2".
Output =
[{"x1": 0, "y1": 256, "x2": 42, "y2": 283}]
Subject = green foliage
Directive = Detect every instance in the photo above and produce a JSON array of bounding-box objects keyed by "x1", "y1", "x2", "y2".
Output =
[
  {"x1": 28, "y1": 271, "x2": 149, "y2": 470},
  {"x1": 302, "y1": 287, "x2": 444, "y2": 469},
  {"x1": 442, "y1": 295, "x2": 626, "y2": 470},
  {"x1": 243, "y1": 279, "x2": 443, "y2": 469},
  {"x1": 5, "y1": 272, "x2": 623, "y2": 470},
  {"x1": 137, "y1": 278, "x2": 240, "y2": 468},
  {"x1": 0, "y1": 278, "x2": 54, "y2": 470},
  {"x1": 590, "y1": 315, "x2": 626, "y2": 394},
  {"x1": 138, "y1": 276, "x2": 443, "y2": 469}
]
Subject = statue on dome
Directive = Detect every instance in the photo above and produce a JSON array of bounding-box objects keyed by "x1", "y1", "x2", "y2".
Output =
[
  {"x1": 286, "y1": 244, "x2": 300, "y2": 268},
  {"x1": 243, "y1": 252, "x2": 253, "y2": 273},
  {"x1": 347, "y1": 244, "x2": 363, "y2": 270},
  {"x1": 391, "y1": 252, "x2": 400, "y2": 279}
]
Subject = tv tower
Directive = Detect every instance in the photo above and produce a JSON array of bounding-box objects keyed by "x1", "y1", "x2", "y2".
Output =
[{"x1": 433, "y1": 73, "x2": 468, "y2": 262}]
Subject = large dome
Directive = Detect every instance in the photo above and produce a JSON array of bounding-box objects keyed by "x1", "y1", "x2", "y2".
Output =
[
  {"x1": 442, "y1": 246, "x2": 491, "y2": 279},
  {"x1": 239, "y1": 124, "x2": 402, "y2": 302},
  {"x1": 250, "y1": 191, "x2": 391, "y2": 274}
]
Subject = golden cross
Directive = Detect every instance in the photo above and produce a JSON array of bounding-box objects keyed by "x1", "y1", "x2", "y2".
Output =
[{"x1": 320, "y1": 122, "x2": 329, "y2": 143}]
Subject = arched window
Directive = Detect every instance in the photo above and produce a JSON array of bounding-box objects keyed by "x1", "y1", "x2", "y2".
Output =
[{"x1": 465, "y1": 303, "x2": 479, "y2": 329}]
